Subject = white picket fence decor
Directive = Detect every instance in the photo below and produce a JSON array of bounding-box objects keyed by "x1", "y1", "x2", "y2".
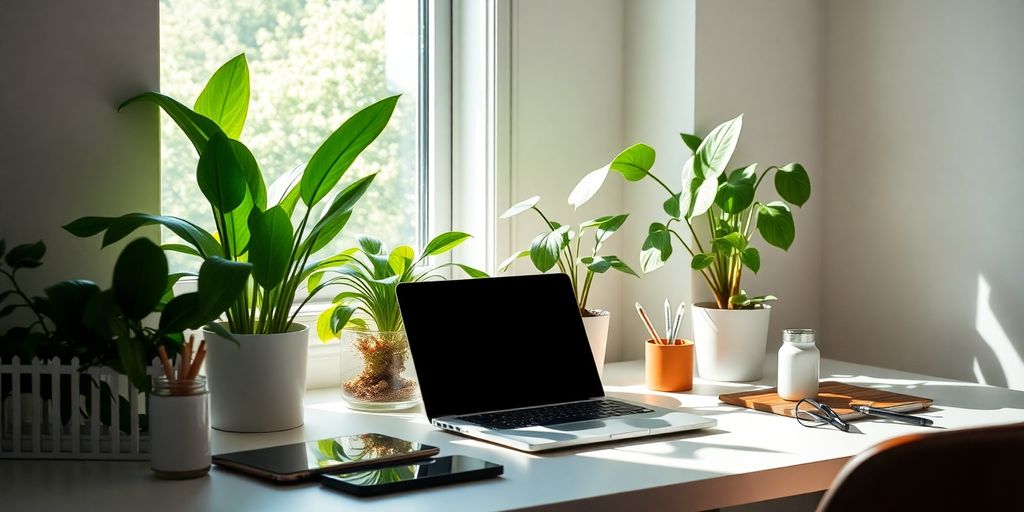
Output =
[{"x1": 0, "y1": 356, "x2": 162, "y2": 460}]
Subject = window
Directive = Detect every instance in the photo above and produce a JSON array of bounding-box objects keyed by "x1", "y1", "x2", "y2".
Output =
[{"x1": 159, "y1": 0, "x2": 435, "y2": 274}]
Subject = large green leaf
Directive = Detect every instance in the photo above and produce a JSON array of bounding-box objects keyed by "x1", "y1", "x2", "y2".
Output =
[
  {"x1": 775, "y1": 162, "x2": 811, "y2": 207},
  {"x1": 500, "y1": 196, "x2": 539, "y2": 219},
  {"x1": 44, "y1": 280, "x2": 100, "y2": 337},
  {"x1": 453, "y1": 264, "x2": 488, "y2": 278},
  {"x1": 193, "y1": 54, "x2": 249, "y2": 139},
  {"x1": 609, "y1": 143, "x2": 656, "y2": 181},
  {"x1": 248, "y1": 206, "x2": 294, "y2": 289},
  {"x1": 85, "y1": 213, "x2": 223, "y2": 258},
  {"x1": 267, "y1": 164, "x2": 303, "y2": 215},
  {"x1": 679, "y1": 157, "x2": 719, "y2": 219},
  {"x1": 691, "y1": 253, "x2": 714, "y2": 270},
  {"x1": 304, "y1": 173, "x2": 376, "y2": 255},
  {"x1": 422, "y1": 232, "x2": 472, "y2": 257},
  {"x1": 568, "y1": 166, "x2": 609, "y2": 208},
  {"x1": 640, "y1": 223, "x2": 673, "y2": 273},
  {"x1": 741, "y1": 247, "x2": 761, "y2": 273},
  {"x1": 712, "y1": 232, "x2": 748, "y2": 252},
  {"x1": 663, "y1": 194, "x2": 681, "y2": 219},
  {"x1": 530, "y1": 225, "x2": 570, "y2": 272},
  {"x1": 680, "y1": 133, "x2": 702, "y2": 154},
  {"x1": 694, "y1": 114, "x2": 743, "y2": 179},
  {"x1": 112, "y1": 238, "x2": 167, "y2": 319},
  {"x1": 715, "y1": 164, "x2": 758, "y2": 214},
  {"x1": 62, "y1": 217, "x2": 117, "y2": 238},
  {"x1": 757, "y1": 201, "x2": 795, "y2": 250},
  {"x1": 498, "y1": 250, "x2": 530, "y2": 272},
  {"x1": 594, "y1": 214, "x2": 628, "y2": 244},
  {"x1": 197, "y1": 132, "x2": 247, "y2": 215},
  {"x1": 388, "y1": 245, "x2": 415, "y2": 275},
  {"x1": 197, "y1": 257, "x2": 250, "y2": 318},
  {"x1": 4, "y1": 241, "x2": 45, "y2": 269},
  {"x1": 582, "y1": 255, "x2": 637, "y2": 277},
  {"x1": 159, "y1": 293, "x2": 202, "y2": 333},
  {"x1": 358, "y1": 235, "x2": 384, "y2": 256},
  {"x1": 119, "y1": 92, "x2": 222, "y2": 153},
  {"x1": 300, "y1": 95, "x2": 399, "y2": 207}
]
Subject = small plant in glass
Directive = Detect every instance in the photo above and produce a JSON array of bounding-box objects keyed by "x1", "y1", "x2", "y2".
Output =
[{"x1": 311, "y1": 232, "x2": 486, "y2": 410}]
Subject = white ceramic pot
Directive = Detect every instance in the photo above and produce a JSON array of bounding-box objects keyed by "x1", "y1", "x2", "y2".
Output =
[
  {"x1": 691, "y1": 303, "x2": 771, "y2": 382},
  {"x1": 203, "y1": 323, "x2": 309, "y2": 432},
  {"x1": 581, "y1": 310, "x2": 610, "y2": 378}
]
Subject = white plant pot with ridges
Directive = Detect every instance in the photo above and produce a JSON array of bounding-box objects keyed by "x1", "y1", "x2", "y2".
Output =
[
  {"x1": 581, "y1": 310, "x2": 610, "y2": 378},
  {"x1": 692, "y1": 303, "x2": 771, "y2": 382},
  {"x1": 203, "y1": 323, "x2": 308, "y2": 432}
]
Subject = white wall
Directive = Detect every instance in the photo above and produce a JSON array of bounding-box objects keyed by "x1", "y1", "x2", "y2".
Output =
[
  {"x1": 823, "y1": 0, "x2": 1024, "y2": 388},
  {"x1": 620, "y1": 0, "x2": 697, "y2": 362},
  {"x1": 0, "y1": 1, "x2": 159, "y2": 292},
  {"x1": 507, "y1": 0, "x2": 628, "y2": 358},
  {"x1": 694, "y1": 0, "x2": 826, "y2": 354}
]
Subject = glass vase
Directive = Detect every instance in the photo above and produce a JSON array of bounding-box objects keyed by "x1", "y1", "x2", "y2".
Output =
[{"x1": 339, "y1": 330, "x2": 420, "y2": 411}]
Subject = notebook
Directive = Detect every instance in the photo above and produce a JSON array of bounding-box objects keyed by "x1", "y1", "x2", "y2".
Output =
[
  {"x1": 396, "y1": 274, "x2": 716, "y2": 452},
  {"x1": 719, "y1": 381, "x2": 933, "y2": 419}
]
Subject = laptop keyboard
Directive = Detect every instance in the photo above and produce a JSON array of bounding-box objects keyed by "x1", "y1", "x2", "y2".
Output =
[{"x1": 456, "y1": 399, "x2": 654, "y2": 430}]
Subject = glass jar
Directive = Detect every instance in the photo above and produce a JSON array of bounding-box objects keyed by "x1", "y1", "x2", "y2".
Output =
[
  {"x1": 339, "y1": 330, "x2": 421, "y2": 411},
  {"x1": 778, "y1": 329, "x2": 820, "y2": 401},
  {"x1": 149, "y1": 376, "x2": 211, "y2": 479}
]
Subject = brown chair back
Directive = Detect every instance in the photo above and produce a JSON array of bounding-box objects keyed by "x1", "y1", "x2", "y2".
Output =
[{"x1": 817, "y1": 422, "x2": 1024, "y2": 512}]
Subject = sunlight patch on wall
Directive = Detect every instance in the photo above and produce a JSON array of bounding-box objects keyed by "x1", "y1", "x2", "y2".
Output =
[{"x1": 976, "y1": 275, "x2": 1024, "y2": 390}]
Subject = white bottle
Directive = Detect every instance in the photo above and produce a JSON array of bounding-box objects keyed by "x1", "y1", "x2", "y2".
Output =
[{"x1": 778, "y1": 329, "x2": 819, "y2": 401}]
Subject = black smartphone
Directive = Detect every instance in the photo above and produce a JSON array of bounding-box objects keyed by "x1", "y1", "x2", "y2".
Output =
[
  {"x1": 212, "y1": 433, "x2": 439, "y2": 482},
  {"x1": 319, "y1": 455, "x2": 503, "y2": 496}
]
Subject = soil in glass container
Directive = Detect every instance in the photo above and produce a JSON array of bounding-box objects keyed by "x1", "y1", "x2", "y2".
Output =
[{"x1": 343, "y1": 331, "x2": 418, "y2": 403}]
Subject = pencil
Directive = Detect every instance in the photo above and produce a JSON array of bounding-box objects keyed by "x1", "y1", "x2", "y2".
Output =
[
  {"x1": 157, "y1": 345, "x2": 175, "y2": 382},
  {"x1": 186, "y1": 339, "x2": 207, "y2": 381},
  {"x1": 180, "y1": 335, "x2": 193, "y2": 383},
  {"x1": 634, "y1": 302, "x2": 663, "y2": 345}
]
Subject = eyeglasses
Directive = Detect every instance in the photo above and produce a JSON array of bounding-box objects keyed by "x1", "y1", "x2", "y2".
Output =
[{"x1": 795, "y1": 398, "x2": 851, "y2": 432}]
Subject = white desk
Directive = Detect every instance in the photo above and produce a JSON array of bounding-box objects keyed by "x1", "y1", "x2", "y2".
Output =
[{"x1": 3, "y1": 355, "x2": 1024, "y2": 511}]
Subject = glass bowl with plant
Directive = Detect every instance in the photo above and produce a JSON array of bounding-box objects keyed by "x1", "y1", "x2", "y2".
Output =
[
  {"x1": 575, "y1": 114, "x2": 811, "y2": 381},
  {"x1": 497, "y1": 195, "x2": 637, "y2": 375},
  {"x1": 310, "y1": 232, "x2": 486, "y2": 411}
]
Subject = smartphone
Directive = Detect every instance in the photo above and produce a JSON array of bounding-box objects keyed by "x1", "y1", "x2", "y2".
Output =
[
  {"x1": 212, "y1": 433, "x2": 439, "y2": 482},
  {"x1": 320, "y1": 455, "x2": 503, "y2": 496}
]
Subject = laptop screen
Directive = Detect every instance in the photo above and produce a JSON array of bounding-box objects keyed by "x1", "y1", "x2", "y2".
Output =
[{"x1": 397, "y1": 274, "x2": 605, "y2": 419}]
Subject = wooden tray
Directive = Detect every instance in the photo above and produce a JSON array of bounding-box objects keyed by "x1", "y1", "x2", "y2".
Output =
[{"x1": 719, "y1": 381, "x2": 933, "y2": 419}]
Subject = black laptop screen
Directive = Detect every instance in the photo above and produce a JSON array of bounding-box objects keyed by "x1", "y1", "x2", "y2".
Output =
[{"x1": 396, "y1": 274, "x2": 606, "y2": 419}]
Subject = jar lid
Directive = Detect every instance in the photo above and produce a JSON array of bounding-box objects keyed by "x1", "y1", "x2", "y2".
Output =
[{"x1": 783, "y1": 328, "x2": 816, "y2": 343}]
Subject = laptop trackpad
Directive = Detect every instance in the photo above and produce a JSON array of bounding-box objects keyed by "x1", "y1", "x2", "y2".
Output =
[{"x1": 545, "y1": 420, "x2": 651, "y2": 436}]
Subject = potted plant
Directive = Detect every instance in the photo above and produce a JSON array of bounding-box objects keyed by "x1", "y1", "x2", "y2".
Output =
[
  {"x1": 310, "y1": 232, "x2": 485, "y2": 411},
  {"x1": 498, "y1": 196, "x2": 637, "y2": 376},
  {"x1": 573, "y1": 115, "x2": 811, "y2": 381},
  {"x1": 63, "y1": 54, "x2": 397, "y2": 431},
  {"x1": 1, "y1": 237, "x2": 248, "y2": 455}
]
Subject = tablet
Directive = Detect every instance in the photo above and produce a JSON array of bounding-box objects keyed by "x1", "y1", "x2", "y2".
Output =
[{"x1": 212, "y1": 433, "x2": 440, "y2": 482}]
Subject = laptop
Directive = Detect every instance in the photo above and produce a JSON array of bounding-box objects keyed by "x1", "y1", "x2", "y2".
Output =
[{"x1": 396, "y1": 273, "x2": 716, "y2": 452}]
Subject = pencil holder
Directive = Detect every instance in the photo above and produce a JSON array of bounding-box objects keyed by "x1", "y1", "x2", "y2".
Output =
[
  {"x1": 645, "y1": 339, "x2": 694, "y2": 392},
  {"x1": 149, "y1": 376, "x2": 211, "y2": 479}
]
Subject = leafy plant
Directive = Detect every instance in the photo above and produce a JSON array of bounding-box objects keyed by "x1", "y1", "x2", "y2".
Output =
[
  {"x1": 498, "y1": 197, "x2": 637, "y2": 315},
  {"x1": 63, "y1": 53, "x2": 398, "y2": 335},
  {"x1": 311, "y1": 232, "x2": 486, "y2": 338},
  {"x1": 0, "y1": 237, "x2": 249, "y2": 396},
  {"x1": 574, "y1": 115, "x2": 811, "y2": 309}
]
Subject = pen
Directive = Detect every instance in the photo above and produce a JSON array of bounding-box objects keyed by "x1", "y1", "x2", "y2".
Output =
[
  {"x1": 668, "y1": 302, "x2": 685, "y2": 342},
  {"x1": 664, "y1": 299, "x2": 672, "y2": 344},
  {"x1": 851, "y1": 405, "x2": 934, "y2": 427}
]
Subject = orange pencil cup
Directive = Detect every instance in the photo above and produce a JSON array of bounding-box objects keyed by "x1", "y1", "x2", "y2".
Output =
[{"x1": 645, "y1": 339, "x2": 694, "y2": 392}]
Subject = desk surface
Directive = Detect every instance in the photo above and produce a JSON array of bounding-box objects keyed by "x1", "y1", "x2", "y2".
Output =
[{"x1": 3, "y1": 355, "x2": 1023, "y2": 512}]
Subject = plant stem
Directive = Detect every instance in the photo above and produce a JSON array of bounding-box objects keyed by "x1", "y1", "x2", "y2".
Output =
[
  {"x1": 644, "y1": 171, "x2": 676, "y2": 197},
  {"x1": 1, "y1": 269, "x2": 51, "y2": 337},
  {"x1": 669, "y1": 229, "x2": 721, "y2": 304}
]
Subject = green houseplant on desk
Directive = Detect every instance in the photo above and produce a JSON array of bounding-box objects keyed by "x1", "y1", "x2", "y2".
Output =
[
  {"x1": 64, "y1": 54, "x2": 398, "y2": 431},
  {"x1": 498, "y1": 194, "x2": 638, "y2": 377},
  {"x1": 311, "y1": 233, "x2": 485, "y2": 411},
  {"x1": 576, "y1": 115, "x2": 811, "y2": 382}
]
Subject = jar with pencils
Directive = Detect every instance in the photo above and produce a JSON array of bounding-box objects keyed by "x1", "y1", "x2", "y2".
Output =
[{"x1": 150, "y1": 337, "x2": 211, "y2": 479}]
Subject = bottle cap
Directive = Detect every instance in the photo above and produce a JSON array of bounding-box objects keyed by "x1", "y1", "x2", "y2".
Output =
[{"x1": 783, "y1": 328, "x2": 816, "y2": 343}]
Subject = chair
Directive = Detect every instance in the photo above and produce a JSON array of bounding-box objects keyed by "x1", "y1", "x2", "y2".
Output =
[{"x1": 817, "y1": 422, "x2": 1024, "y2": 512}]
